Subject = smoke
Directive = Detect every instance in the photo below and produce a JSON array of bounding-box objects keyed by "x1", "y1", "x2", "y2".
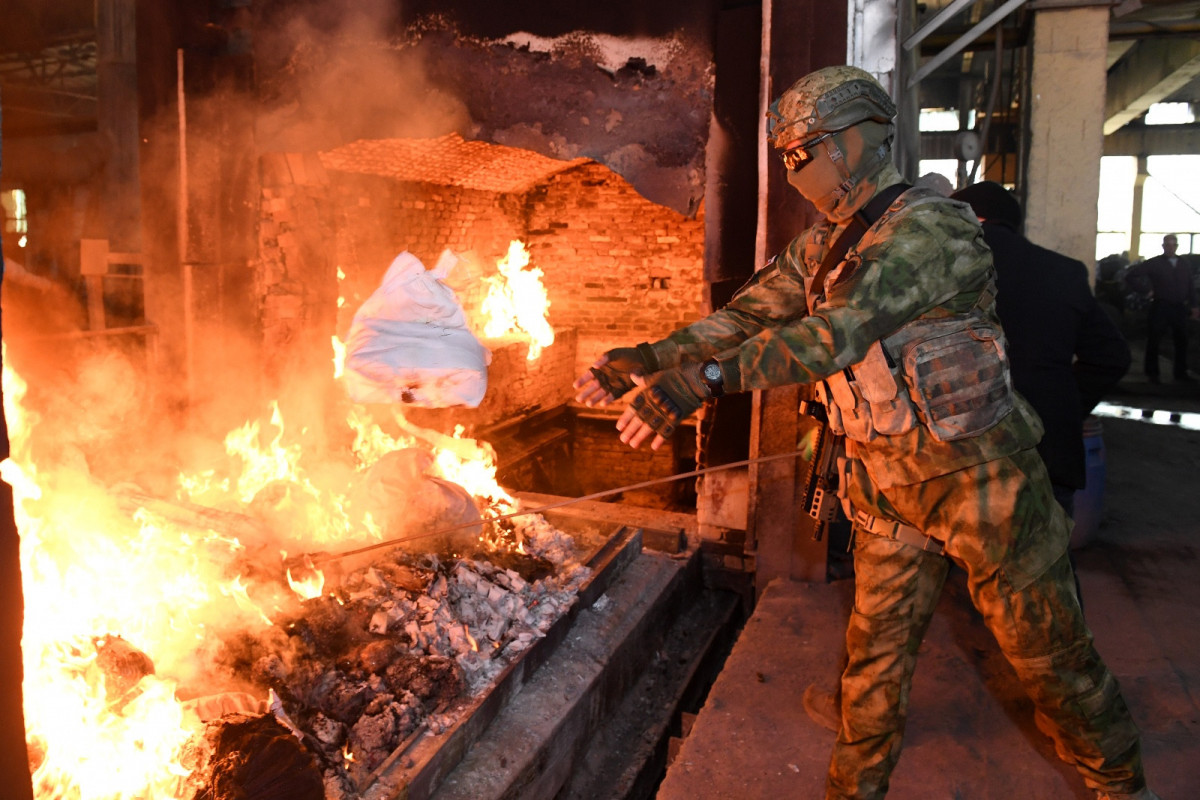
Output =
[{"x1": 253, "y1": 0, "x2": 471, "y2": 152}]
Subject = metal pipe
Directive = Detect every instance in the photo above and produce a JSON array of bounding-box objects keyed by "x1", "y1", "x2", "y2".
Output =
[
  {"x1": 908, "y1": 0, "x2": 1029, "y2": 90},
  {"x1": 177, "y1": 48, "x2": 194, "y2": 405},
  {"x1": 903, "y1": 0, "x2": 977, "y2": 52}
]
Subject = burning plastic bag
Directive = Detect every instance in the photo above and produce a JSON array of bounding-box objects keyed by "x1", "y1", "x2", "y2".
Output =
[{"x1": 342, "y1": 250, "x2": 491, "y2": 407}]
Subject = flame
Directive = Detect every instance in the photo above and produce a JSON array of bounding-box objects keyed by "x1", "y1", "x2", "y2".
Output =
[
  {"x1": 332, "y1": 335, "x2": 346, "y2": 379},
  {"x1": 465, "y1": 626, "x2": 478, "y2": 653},
  {"x1": 2, "y1": 298, "x2": 543, "y2": 796},
  {"x1": 480, "y1": 240, "x2": 554, "y2": 360},
  {"x1": 391, "y1": 413, "x2": 515, "y2": 510},
  {"x1": 181, "y1": 401, "x2": 363, "y2": 552},
  {"x1": 2, "y1": 346, "x2": 287, "y2": 799},
  {"x1": 285, "y1": 556, "x2": 326, "y2": 601},
  {"x1": 347, "y1": 405, "x2": 418, "y2": 469},
  {"x1": 389, "y1": 411, "x2": 524, "y2": 551}
]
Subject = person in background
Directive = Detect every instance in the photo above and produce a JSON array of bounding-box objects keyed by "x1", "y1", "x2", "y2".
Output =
[
  {"x1": 950, "y1": 181, "x2": 1131, "y2": 516},
  {"x1": 574, "y1": 65, "x2": 1155, "y2": 800},
  {"x1": 1123, "y1": 233, "x2": 1198, "y2": 383}
]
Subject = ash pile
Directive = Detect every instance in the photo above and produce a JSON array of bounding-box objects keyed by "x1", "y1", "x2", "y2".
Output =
[{"x1": 186, "y1": 515, "x2": 591, "y2": 800}]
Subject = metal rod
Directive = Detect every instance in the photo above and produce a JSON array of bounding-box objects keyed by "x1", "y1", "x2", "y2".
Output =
[
  {"x1": 305, "y1": 447, "x2": 806, "y2": 566},
  {"x1": 907, "y1": 0, "x2": 1028, "y2": 90},
  {"x1": 177, "y1": 47, "x2": 194, "y2": 405},
  {"x1": 903, "y1": 0, "x2": 977, "y2": 52}
]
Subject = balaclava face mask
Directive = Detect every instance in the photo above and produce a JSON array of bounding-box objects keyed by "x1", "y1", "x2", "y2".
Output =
[{"x1": 786, "y1": 120, "x2": 895, "y2": 223}]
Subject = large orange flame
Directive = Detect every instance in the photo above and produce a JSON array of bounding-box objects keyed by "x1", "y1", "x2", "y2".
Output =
[
  {"x1": 2, "y1": 346, "x2": 286, "y2": 799},
  {"x1": 480, "y1": 240, "x2": 554, "y2": 360}
]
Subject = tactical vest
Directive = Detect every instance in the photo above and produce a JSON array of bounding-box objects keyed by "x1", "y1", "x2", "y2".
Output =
[{"x1": 806, "y1": 190, "x2": 1015, "y2": 445}]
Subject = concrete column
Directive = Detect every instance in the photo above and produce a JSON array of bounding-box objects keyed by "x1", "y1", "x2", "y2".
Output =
[{"x1": 1024, "y1": 4, "x2": 1109, "y2": 276}]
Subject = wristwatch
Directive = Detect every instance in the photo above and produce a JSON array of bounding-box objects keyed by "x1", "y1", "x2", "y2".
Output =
[{"x1": 701, "y1": 359, "x2": 725, "y2": 398}]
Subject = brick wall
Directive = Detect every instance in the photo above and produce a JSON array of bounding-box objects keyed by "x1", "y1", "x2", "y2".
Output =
[
  {"x1": 571, "y1": 415, "x2": 697, "y2": 508},
  {"x1": 523, "y1": 162, "x2": 707, "y2": 378}
]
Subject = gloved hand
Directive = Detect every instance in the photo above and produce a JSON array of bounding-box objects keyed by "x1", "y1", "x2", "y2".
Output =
[
  {"x1": 617, "y1": 361, "x2": 712, "y2": 450},
  {"x1": 574, "y1": 343, "x2": 660, "y2": 406}
]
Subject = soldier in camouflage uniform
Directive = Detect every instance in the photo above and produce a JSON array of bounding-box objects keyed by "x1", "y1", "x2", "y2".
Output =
[{"x1": 573, "y1": 66, "x2": 1156, "y2": 800}]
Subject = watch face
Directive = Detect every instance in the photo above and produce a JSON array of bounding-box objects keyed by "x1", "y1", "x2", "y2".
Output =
[{"x1": 703, "y1": 362, "x2": 721, "y2": 382}]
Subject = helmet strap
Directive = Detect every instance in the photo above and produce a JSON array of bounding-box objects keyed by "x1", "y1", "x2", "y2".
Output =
[{"x1": 816, "y1": 135, "x2": 895, "y2": 219}]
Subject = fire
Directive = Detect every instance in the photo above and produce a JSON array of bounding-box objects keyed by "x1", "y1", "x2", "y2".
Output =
[
  {"x1": 332, "y1": 335, "x2": 346, "y2": 379},
  {"x1": 390, "y1": 413, "x2": 515, "y2": 508},
  {"x1": 3, "y1": 304, "x2": 543, "y2": 796},
  {"x1": 2, "y1": 347, "x2": 285, "y2": 799},
  {"x1": 480, "y1": 240, "x2": 554, "y2": 360},
  {"x1": 180, "y1": 401, "x2": 366, "y2": 552},
  {"x1": 347, "y1": 405, "x2": 418, "y2": 468},
  {"x1": 285, "y1": 555, "x2": 326, "y2": 601}
]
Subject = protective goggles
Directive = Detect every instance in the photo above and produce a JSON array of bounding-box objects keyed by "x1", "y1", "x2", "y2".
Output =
[{"x1": 780, "y1": 131, "x2": 836, "y2": 173}]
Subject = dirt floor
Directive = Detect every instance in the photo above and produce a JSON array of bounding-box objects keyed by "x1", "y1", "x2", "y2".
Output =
[{"x1": 656, "y1": 338, "x2": 1200, "y2": 800}]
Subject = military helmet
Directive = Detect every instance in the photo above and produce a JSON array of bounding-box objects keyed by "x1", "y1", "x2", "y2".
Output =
[{"x1": 767, "y1": 65, "x2": 897, "y2": 149}]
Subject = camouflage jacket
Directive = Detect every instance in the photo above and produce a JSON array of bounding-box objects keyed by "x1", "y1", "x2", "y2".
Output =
[{"x1": 660, "y1": 170, "x2": 1044, "y2": 487}]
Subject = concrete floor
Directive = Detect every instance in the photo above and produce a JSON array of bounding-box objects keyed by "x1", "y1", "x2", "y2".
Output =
[{"x1": 657, "y1": 371, "x2": 1200, "y2": 800}]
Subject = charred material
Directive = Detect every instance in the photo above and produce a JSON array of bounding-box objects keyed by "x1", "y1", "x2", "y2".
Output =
[
  {"x1": 182, "y1": 712, "x2": 325, "y2": 800},
  {"x1": 217, "y1": 536, "x2": 589, "y2": 798}
]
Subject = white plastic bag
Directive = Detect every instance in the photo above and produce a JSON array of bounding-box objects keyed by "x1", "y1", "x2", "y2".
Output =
[{"x1": 342, "y1": 250, "x2": 491, "y2": 407}]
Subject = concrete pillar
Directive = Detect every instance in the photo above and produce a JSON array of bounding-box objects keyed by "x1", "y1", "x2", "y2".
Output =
[{"x1": 1024, "y1": 4, "x2": 1109, "y2": 276}]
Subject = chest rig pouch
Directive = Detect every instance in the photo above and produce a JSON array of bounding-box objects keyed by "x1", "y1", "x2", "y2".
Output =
[
  {"x1": 819, "y1": 303, "x2": 1012, "y2": 443},
  {"x1": 808, "y1": 187, "x2": 1013, "y2": 444},
  {"x1": 819, "y1": 340, "x2": 916, "y2": 442},
  {"x1": 887, "y1": 307, "x2": 1013, "y2": 441}
]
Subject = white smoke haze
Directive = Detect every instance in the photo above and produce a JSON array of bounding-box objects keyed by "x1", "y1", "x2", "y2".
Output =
[{"x1": 254, "y1": 1, "x2": 471, "y2": 152}]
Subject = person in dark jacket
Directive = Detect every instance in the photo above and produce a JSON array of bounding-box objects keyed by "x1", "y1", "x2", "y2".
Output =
[
  {"x1": 951, "y1": 181, "x2": 1131, "y2": 514},
  {"x1": 1123, "y1": 233, "x2": 1199, "y2": 383}
]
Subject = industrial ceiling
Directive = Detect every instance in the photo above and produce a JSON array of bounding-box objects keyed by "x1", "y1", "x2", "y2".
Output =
[{"x1": 1, "y1": 2, "x2": 1198, "y2": 156}]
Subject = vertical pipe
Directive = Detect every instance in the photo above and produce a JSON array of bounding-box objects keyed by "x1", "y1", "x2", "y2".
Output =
[
  {"x1": 1130, "y1": 154, "x2": 1148, "y2": 260},
  {"x1": 754, "y1": 0, "x2": 773, "y2": 272},
  {"x1": 747, "y1": 0, "x2": 775, "y2": 557},
  {"x1": 177, "y1": 48, "x2": 194, "y2": 404}
]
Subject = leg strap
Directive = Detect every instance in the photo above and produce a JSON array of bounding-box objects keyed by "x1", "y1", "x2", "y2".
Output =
[{"x1": 853, "y1": 509, "x2": 944, "y2": 555}]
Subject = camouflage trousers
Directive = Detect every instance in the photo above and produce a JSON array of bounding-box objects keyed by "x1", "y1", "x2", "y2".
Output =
[{"x1": 826, "y1": 447, "x2": 1146, "y2": 799}]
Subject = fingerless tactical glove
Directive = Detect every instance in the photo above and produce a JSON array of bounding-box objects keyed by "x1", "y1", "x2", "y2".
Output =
[
  {"x1": 629, "y1": 360, "x2": 713, "y2": 440},
  {"x1": 588, "y1": 342, "x2": 663, "y2": 400}
]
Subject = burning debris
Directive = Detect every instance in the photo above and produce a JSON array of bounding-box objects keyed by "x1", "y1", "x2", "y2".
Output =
[
  {"x1": 198, "y1": 517, "x2": 589, "y2": 799},
  {"x1": 181, "y1": 712, "x2": 325, "y2": 800}
]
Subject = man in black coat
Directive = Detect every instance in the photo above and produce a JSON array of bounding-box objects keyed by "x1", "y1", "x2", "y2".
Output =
[
  {"x1": 1124, "y1": 233, "x2": 1198, "y2": 383},
  {"x1": 951, "y1": 181, "x2": 1131, "y2": 513}
]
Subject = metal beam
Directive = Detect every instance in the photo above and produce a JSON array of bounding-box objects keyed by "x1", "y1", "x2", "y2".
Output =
[
  {"x1": 1104, "y1": 39, "x2": 1200, "y2": 135},
  {"x1": 903, "y1": 0, "x2": 977, "y2": 52},
  {"x1": 907, "y1": 0, "x2": 1028, "y2": 90},
  {"x1": 1103, "y1": 123, "x2": 1200, "y2": 156}
]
